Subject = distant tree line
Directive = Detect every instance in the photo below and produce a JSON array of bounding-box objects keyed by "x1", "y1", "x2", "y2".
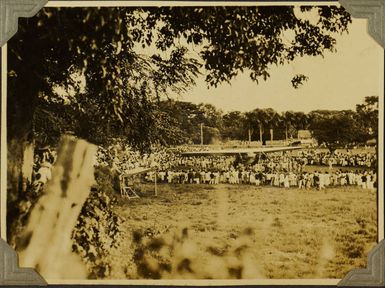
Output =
[{"x1": 151, "y1": 96, "x2": 378, "y2": 149}]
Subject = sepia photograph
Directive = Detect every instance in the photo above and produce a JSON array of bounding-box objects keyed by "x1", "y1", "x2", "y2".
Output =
[{"x1": 2, "y1": 1, "x2": 384, "y2": 283}]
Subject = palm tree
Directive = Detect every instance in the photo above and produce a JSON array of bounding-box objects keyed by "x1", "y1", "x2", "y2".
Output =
[
  {"x1": 282, "y1": 111, "x2": 295, "y2": 142},
  {"x1": 264, "y1": 108, "x2": 281, "y2": 142},
  {"x1": 253, "y1": 109, "x2": 268, "y2": 143},
  {"x1": 244, "y1": 111, "x2": 255, "y2": 142},
  {"x1": 245, "y1": 108, "x2": 283, "y2": 144}
]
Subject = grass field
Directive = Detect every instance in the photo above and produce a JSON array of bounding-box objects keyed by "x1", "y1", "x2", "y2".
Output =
[{"x1": 106, "y1": 184, "x2": 377, "y2": 280}]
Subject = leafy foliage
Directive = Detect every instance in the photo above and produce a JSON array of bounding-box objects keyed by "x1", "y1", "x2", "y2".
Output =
[
  {"x1": 7, "y1": 182, "x2": 42, "y2": 248},
  {"x1": 72, "y1": 166, "x2": 123, "y2": 279},
  {"x1": 309, "y1": 110, "x2": 362, "y2": 152},
  {"x1": 147, "y1": 98, "x2": 378, "y2": 148},
  {"x1": 9, "y1": 6, "x2": 351, "y2": 149},
  {"x1": 356, "y1": 96, "x2": 379, "y2": 141},
  {"x1": 222, "y1": 111, "x2": 247, "y2": 141},
  {"x1": 129, "y1": 6, "x2": 351, "y2": 87},
  {"x1": 128, "y1": 227, "x2": 261, "y2": 279},
  {"x1": 9, "y1": 8, "x2": 201, "y2": 151},
  {"x1": 155, "y1": 100, "x2": 224, "y2": 145},
  {"x1": 291, "y1": 74, "x2": 309, "y2": 89},
  {"x1": 307, "y1": 97, "x2": 379, "y2": 153}
]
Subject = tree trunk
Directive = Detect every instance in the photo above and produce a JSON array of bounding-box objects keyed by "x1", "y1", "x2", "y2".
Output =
[
  {"x1": 200, "y1": 123, "x2": 204, "y2": 145},
  {"x1": 259, "y1": 123, "x2": 263, "y2": 143},
  {"x1": 18, "y1": 136, "x2": 96, "y2": 279},
  {"x1": 270, "y1": 128, "x2": 274, "y2": 142},
  {"x1": 285, "y1": 125, "x2": 288, "y2": 142},
  {"x1": 248, "y1": 128, "x2": 252, "y2": 142}
]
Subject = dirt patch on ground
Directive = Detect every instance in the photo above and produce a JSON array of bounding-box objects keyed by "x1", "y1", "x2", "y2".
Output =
[{"x1": 105, "y1": 184, "x2": 377, "y2": 279}]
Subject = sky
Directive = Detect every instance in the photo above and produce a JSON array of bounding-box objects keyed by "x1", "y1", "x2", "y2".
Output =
[{"x1": 178, "y1": 18, "x2": 383, "y2": 113}]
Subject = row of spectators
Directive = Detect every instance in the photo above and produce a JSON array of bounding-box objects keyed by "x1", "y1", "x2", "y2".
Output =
[
  {"x1": 144, "y1": 169, "x2": 376, "y2": 190},
  {"x1": 295, "y1": 150, "x2": 375, "y2": 168}
]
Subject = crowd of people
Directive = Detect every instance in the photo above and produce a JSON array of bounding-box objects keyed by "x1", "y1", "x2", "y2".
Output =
[
  {"x1": 97, "y1": 143, "x2": 377, "y2": 190},
  {"x1": 294, "y1": 150, "x2": 376, "y2": 168},
  {"x1": 144, "y1": 169, "x2": 376, "y2": 190},
  {"x1": 32, "y1": 147, "x2": 57, "y2": 189}
]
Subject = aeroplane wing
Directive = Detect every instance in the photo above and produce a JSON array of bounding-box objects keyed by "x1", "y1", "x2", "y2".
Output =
[
  {"x1": 124, "y1": 167, "x2": 155, "y2": 176},
  {"x1": 180, "y1": 146, "x2": 301, "y2": 157}
]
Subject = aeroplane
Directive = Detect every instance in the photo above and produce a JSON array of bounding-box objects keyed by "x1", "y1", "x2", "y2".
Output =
[{"x1": 180, "y1": 145, "x2": 302, "y2": 165}]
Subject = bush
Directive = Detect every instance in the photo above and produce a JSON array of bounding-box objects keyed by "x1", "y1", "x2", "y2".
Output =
[
  {"x1": 93, "y1": 165, "x2": 121, "y2": 196},
  {"x1": 7, "y1": 182, "x2": 44, "y2": 248},
  {"x1": 72, "y1": 166, "x2": 123, "y2": 279}
]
